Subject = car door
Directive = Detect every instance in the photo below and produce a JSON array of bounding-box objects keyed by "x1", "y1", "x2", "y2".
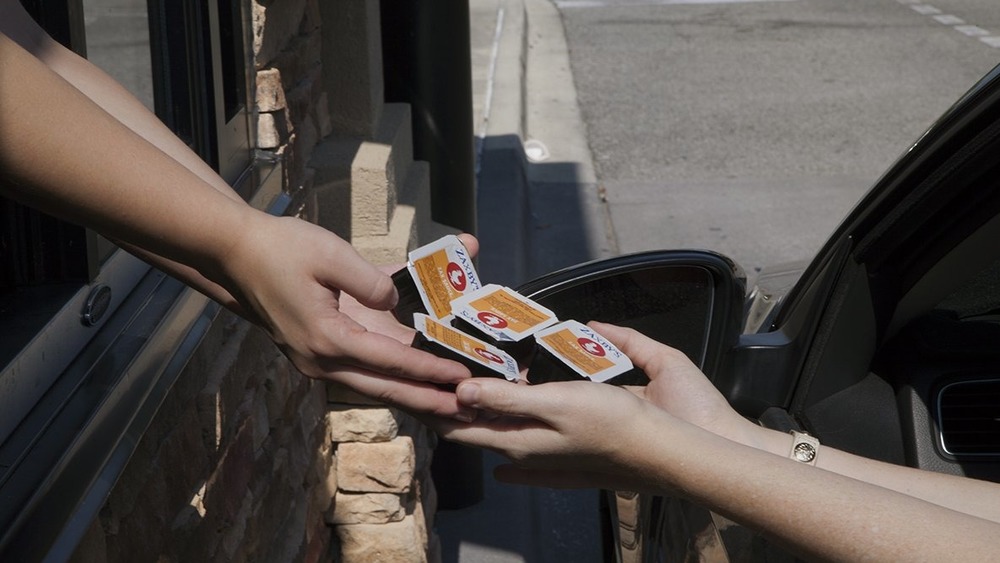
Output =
[{"x1": 517, "y1": 60, "x2": 1000, "y2": 562}]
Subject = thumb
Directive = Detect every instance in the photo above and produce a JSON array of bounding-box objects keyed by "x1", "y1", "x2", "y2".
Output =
[
  {"x1": 456, "y1": 378, "x2": 570, "y2": 420},
  {"x1": 456, "y1": 233, "x2": 479, "y2": 259},
  {"x1": 588, "y1": 321, "x2": 679, "y2": 380}
]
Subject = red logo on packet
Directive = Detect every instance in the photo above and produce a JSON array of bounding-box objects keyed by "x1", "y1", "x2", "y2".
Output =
[
  {"x1": 578, "y1": 338, "x2": 606, "y2": 357},
  {"x1": 475, "y1": 348, "x2": 504, "y2": 364},
  {"x1": 477, "y1": 311, "x2": 508, "y2": 329},
  {"x1": 446, "y1": 263, "x2": 467, "y2": 291}
]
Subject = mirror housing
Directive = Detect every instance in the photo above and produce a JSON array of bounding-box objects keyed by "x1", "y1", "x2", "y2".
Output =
[{"x1": 517, "y1": 250, "x2": 746, "y2": 380}]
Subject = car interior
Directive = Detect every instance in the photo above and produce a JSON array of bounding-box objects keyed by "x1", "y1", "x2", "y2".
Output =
[
  {"x1": 624, "y1": 68, "x2": 1000, "y2": 563},
  {"x1": 784, "y1": 110, "x2": 1000, "y2": 484}
]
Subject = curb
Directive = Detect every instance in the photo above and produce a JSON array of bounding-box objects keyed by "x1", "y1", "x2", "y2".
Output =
[
  {"x1": 521, "y1": 0, "x2": 617, "y2": 276},
  {"x1": 475, "y1": 0, "x2": 614, "y2": 289},
  {"x1": 474, "y1": 0, "x2": 533, "y2": 287},
  {"x1": 435, "y1": 2, "x2": 607, "y2": 563}
]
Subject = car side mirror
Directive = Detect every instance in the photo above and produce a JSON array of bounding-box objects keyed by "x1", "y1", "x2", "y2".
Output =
[{"x1": 516, "y1": 250, "x2": 746, "y2": 380}]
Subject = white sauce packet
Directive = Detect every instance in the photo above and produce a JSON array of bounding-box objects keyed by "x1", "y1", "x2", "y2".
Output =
[{"x1": 534, "y1": 320, "x2": 634, "y2": 383}]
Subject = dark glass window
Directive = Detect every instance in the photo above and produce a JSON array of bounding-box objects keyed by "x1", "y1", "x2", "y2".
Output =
[
  {"x1": 148, "y1": 0, "x2": 214, "y2": 160},
  {"x1": 1, "y1": 0, "x2": 251, "y2": 416},
  {"x1": 218, "y1": 0, "x2": 247, "y2": 122},
  {"x1": 1, "y1": 2, "x2": 265, "y2": 555},
  {"x1": 1, "y1": 1, "x2": 91, "y2": 369},
  {"x1": 0, "y1": 202, "x2": 88, "y2": 364}
]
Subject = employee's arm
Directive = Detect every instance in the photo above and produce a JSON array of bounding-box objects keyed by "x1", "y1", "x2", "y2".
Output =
[{"x1": 0, "y1": 30, "x2": 473, "y2": 419}]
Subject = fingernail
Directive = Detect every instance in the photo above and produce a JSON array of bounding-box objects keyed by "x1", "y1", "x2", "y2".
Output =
[
  {"x1": 456, "y1": 381, "x2": 481, "y2": 405},
  {"x1": 455, "y1": 408, "x2": 477, "y2": 423}
]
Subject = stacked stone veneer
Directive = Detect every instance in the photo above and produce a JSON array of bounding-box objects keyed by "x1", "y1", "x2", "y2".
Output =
[
  {"x1": 69, "y1": 0, "x2": 449, "y2": 561},
  {"x1": 254, "y1": 0, "x2": 449, "y2": 559},
  {"x1": 255, "y1": 1, "x2": 451, "y2": 557}
]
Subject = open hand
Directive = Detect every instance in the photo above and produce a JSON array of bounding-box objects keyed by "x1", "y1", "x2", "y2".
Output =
[
  {"x1": 221, "y1": 213, "x2": 479, "y2": 420},
  {"x1": 593, "y1": 322, "x2": 756, "y2": 445},
  {"x1": 433, "y1": 321, "x2": 756, "y2": 490}
]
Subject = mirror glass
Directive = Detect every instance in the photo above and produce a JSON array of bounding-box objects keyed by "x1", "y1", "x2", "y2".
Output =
[{"x1": 519, "y1": 260, "x2": 718, "y2": 371}]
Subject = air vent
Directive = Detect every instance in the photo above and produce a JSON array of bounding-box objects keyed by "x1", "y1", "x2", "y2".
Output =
[{"x1": 938, "y1": 379, "x2": 1000, "y2": 456}]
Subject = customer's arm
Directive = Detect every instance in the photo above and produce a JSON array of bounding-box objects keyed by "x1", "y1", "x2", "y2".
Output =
[
  {"x1": 0, "y1": 30, "x2": 473, "y2": 419},
  {"x1": 602, "y1": 322, "x2": 1000, "y2": 524},
  {"x1": 437, "y1": 323, "x2": 1000, "y2": 561}
]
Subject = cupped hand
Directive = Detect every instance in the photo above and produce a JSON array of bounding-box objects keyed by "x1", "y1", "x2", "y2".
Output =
[
  {"x1": 221, "y1": 212, "x2": 479, "y2": 420},
  {"x1": 591, "y1": 322, "x2": 759, "y2": 447},
  {"x1": 435, "y1": 372, "x2": 667, "y2": 491},
  {"x1": 433, "y1": 321, "x2": 760, "y2": 490}
]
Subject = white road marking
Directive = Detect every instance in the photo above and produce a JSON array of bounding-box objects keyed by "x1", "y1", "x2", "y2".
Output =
[
  {"x1": 899, "y1": 2, "x2": 1000, "y2": 50},
  {"x1": 981, "y1": 36, "x2": 1000, "y2": 48},
  {"x1": 910, "y1": 4, "x2": 942, "y2": 15},
  {"x1": 933, "y1": 14, "x2": 964, "y2": 25},
  {"x1": 558, "y1": 0, "x2": 1000, "y2": 52},
  {"x1": 955, "y1": 25, "x2": 990, "y2": 37}
]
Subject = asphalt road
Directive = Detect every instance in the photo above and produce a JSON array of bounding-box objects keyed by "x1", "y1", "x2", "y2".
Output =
[
  {"x1": 447, "y1": 2, "x2": 999, "y2": 562},
  {"x1": 557, "y1": 0, "x2": 999, "y2": 277}
]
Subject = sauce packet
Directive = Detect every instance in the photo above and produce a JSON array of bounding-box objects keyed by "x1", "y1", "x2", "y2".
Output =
[
  {"x1": 392, "y1": 235, "x2": 482, "y2": 327},
  {"x1": 412, "y1": 314, "x2": 521, "y2": 381},
  {"x1": 450, "y1": 284, "x2": 559, "y2": 361},
  {"x1": 529, "y1": 320, "x2": 644, "y2": 385}
]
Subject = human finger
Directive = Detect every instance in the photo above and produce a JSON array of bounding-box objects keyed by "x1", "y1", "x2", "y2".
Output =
[
  {"x1": 339, "y1": 294, "x2": 417, "y2": 345},
  {"x1": 454, "y1": 378, "x2": 582, "y2": 420},
  {"x1": 323, "y1": 365, "x2": 478, "y2": 421},
  {"x1": 328, "y1": 325, "x2": 472, "y2": 385},
  {"x1": 319, "y1": 237, "x2": 399, "y2": 310},
  {"x1": 588, "y1": 321, "x2": 686, "y2": 379},
  {"x1": 455, "y1": 233, "x2": 479, "y2": 258},
  {"x1": 431, "y1": 413, "x2": 559, "y2": 456}
]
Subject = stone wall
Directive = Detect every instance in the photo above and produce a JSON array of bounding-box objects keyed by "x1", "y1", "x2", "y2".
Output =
[
  {"x1": 68, "y1": 0, "x2": 444, "y2": 561},
  {"x1": 253, "y1": 0, "x2": 444, "y2": 557},
  {"x1": 70, "y1": 312, "x2": 334, "y2": 562},
  {"x1": 325, "y1": 385, "x2": 440, "y2": 562}
]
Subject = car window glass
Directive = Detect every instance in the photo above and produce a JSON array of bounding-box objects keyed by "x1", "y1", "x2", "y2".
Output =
[{"x1": 529, "y1": 266, "x2": 714, "y2": 365}]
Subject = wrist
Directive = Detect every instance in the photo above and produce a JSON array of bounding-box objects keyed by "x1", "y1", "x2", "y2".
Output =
[
  {"x1": 742, "y1": 423, "x2": 797, "y2": 458},
  {"x1": 206, "y1": 205, "x2": 271, "y2": 298}
]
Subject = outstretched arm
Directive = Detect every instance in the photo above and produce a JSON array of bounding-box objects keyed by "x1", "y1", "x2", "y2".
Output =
[
  {"x1": 0, "y1": 22, "x2": 473, "y2": 419},
  {"x1": 436, "y1": 322, "x2": 1000, "y2": 561},
  {"x1": 0, "y1": 0, "x2": 245, "y2": 309}
]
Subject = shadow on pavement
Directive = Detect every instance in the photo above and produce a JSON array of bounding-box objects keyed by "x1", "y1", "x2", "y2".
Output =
[{"x1": 433, "y1": 133, "x2": 608, "y2": 563}]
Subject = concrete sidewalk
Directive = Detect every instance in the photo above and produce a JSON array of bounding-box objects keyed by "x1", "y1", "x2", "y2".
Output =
[
  {"x1": 432, "y1": 1, "x2": 611, "y2": 562},
  {"x1": 469, "y1": 0, "x2": 616, "y2": 289}
]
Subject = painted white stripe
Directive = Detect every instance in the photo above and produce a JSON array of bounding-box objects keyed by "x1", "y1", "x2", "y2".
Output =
[
  {"x1": 899, "y1": 0, "x2": 997, "y2": 52},
  {"x1": 478, "y1": 7, "x2": 505, "y2": 140},
  {"x1": 910, "y1": 4, "x2": 942, "y2": 15},
  {"x1": 475, "y1": 6, "x2": 506, "y2": 176},
  {"x1": 556, "y1": 0, "x2": 796, "y2": 8},
  {"x1": 933, "y1": 14, "x2": 964, "y2": 25},
  {"x1": 981, "y1": 36, "x2": 1000, "y2": 48},
  {"x1": 954, "y1": 25, "x2": 990, "y2": 37}
]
